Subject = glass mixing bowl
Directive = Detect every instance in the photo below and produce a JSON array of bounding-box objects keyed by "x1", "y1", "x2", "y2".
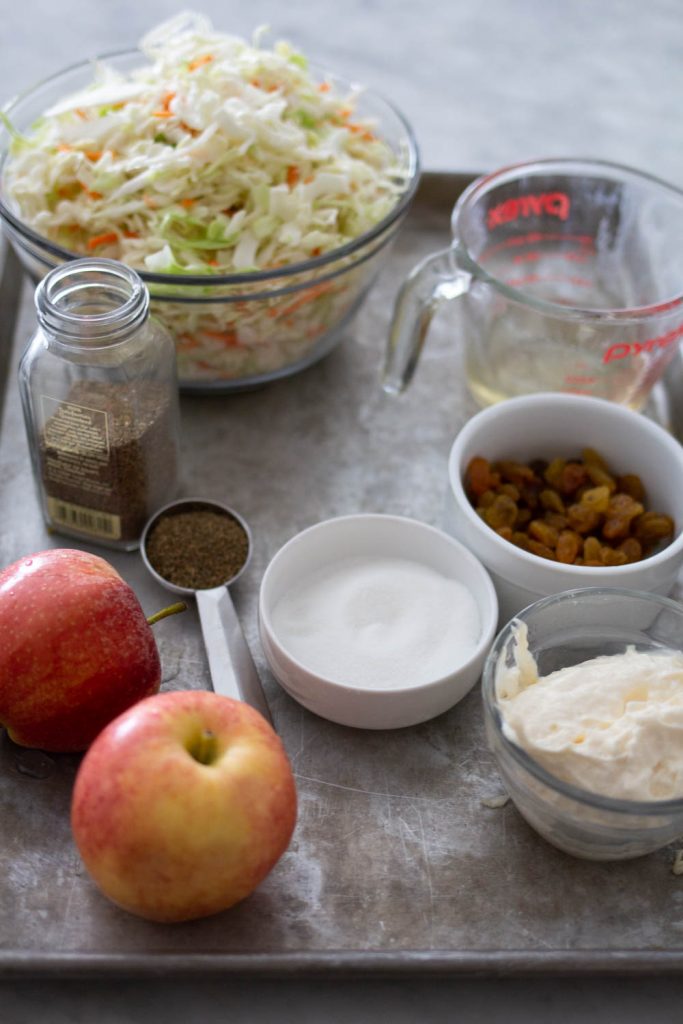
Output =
[
  {"x1": 482, "y1": 587, "x2": 683, "y2": 861},
  {"x1": 0, "y1": 51, "x2": 419, "y2": 393}
]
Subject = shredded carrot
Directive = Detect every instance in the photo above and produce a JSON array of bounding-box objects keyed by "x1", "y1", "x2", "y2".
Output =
[
  {"x1": 87, "y1": 232, "x2": 118, "y2": 250},
  {"x1": 311, "y1": 247, "x2": 322, "y2": 257},
  {"x1": 123, "y1": 230, "x2": 139, "y2": 239},
  {"x1": 251, "y1": 79, "x2": 261, "y2": 89},
  {"x1": 85, "y1": 151, "x2": 102, "y2": 162},
  {"x1": 177, "y1": 334, "x2": 201, "y2": 351},
  {"x1": 276, "y1": 281, "x2": 334, "y2": 319},
  {"x1": 86, "y1": 190, "x2": 103, "y2": 200},
  {"x1": 206, "y1": 258, "x2": 218, "y2": 267},
  {"x1": 318, "y1": 82, "x2": 331, "y2": 93},
  {"x1": 203, "y1": 329, "x2": 241, "y2": 347},
  {"x1": 153, "y1": 92, "x2": 176, "y2": 118},
  {"x1": 180, "y1": 198, "x2": 195, "y2": 208},
  {"x1": 303, "y1": 174, "x2": 314, "y2": 184},
  {"x1": 286, "y1": 166, "x2": 300, "y2": 188},
  {"x1": 75, "y1": 108, "x2": 87, "y2": 120},
  {"x1": 180, "y1": 121, "x2": 200, "y2": 137},
  {"x1": 339, "y1": 107, "x2": 352, "y2": 120},
  {"x1": 57, "y1": 182, "x2": 83, "y2": 199},
  {"x1": 143, "y1": 194, "x2": 157, "y2": 209},
  {"x1": 188, "y1": 54, "x2": 214, "y2": 72},
  {"x1": 57, "y1": 143, "x2": 73, "y2": 153},
  {"x1": 267, "y1": 84, "x2": 279, "y2": 92}
]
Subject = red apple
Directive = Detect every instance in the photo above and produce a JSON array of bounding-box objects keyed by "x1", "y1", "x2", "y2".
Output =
[
  {"x1": 0, "y1": 548, "x2": 164, "y2": 752},
  {"x1": 71, "y1": 689, "x2": 297, "y2": 922}
]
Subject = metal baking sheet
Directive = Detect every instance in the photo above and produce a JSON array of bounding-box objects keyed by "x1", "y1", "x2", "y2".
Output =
[{"x1": 2, "y1": 172, "x2": 683, "y2": 979}]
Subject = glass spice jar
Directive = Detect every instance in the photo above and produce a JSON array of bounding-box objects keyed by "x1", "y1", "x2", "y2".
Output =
[{"x1": 19, "y1": 258, "x2": 180, "y2": 551}]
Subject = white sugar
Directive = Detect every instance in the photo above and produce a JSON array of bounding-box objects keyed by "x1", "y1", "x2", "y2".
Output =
[{"x1": 271, "y1": 556, "x2": 481, "y2": 690}]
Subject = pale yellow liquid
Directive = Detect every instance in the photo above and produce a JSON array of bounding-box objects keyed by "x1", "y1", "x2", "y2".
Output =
[{"x1": 464, "y1": 329, "x2": 648, "y2": 411}]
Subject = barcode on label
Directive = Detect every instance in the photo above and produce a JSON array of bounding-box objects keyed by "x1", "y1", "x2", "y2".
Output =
[{"x1": 46, "y1": 497, "x2": 122, "y2": 540}]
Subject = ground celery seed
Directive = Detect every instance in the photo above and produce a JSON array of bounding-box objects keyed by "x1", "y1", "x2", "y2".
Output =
[{"x1": 145, "y1": 504, "x2": 249, "y2": 589}]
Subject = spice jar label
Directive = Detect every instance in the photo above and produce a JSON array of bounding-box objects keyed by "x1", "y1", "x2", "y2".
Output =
[{"x1": 41, "y1": 396, "x2": 113, "y2": 498}]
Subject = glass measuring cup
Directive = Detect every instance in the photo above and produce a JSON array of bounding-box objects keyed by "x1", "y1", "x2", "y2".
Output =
[
  {"x1": 141, "y1": 498, "x2": 272, "y2": 726},
  {"x1": 384, "y1": 158, "x2": 683, "y2": 409}
]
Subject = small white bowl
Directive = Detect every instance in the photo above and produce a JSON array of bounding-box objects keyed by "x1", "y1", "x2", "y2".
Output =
[
  {"x1": 447, "y1": 393, "x2": 683, "y2": 623},
  {"x1": 258, "y1": 514, "x2": 498, "y2": 729}
]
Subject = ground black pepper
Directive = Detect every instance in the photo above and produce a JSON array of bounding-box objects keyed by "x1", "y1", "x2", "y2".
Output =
[{"x1": 145, "y1": 502, "x2": 250, "y2": 589}]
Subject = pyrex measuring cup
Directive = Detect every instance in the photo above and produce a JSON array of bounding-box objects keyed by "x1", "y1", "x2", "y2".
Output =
[
  {"x1": 141, "y1": 498, "x2": 272, "y2": 726},
  {"x1": 384, "y1": 159, "x2": 683, "y2": 409}
]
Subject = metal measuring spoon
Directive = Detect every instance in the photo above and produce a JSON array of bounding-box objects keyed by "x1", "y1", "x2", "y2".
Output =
[{"x1": 140, "y1": 498, "x2": 272, "y2": 726}]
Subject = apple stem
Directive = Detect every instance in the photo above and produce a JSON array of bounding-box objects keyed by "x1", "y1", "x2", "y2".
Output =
[
  {"x1": 146, "y1": 602, "x2": 187, "y2": 626},
  {"x1": 188, "y1": 729, "x2": 218, "y2": 765}
]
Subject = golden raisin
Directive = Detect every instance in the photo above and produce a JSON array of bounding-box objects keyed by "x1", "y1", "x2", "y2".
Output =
[
  {"x1": 586, "y1": 464, "x2": 617, "y2": 492},
  {"x1": 559, "y1": 462, "x2": 588, "y2": 495},
  {"x1": 617, "y1": 537, "x2": 642, "y2": 563},
  {"x1": 528, "y1": 520, "x2": 559, "y2": 548},
  {"x1": 483, "y1": 494, "x2": 518, "y2": 529},
  {"x1": 544, "y1": 458, "x2": 566, "y2": 488},
  {"x1": 527, "y1": 539, "x2": 557, "y2": 561},
  {"x1": 499, "y1": 483, "x2": 520, "y2": 501},
  {"x1": 582, "y1": 448, "x2": 608, "y2": 469},
  {"x1": 580, "y1": 485, "x2": 610, "y2": 514},
  {"x1": 634, "y1": 512, "x2": 675, "y2": 544},
  {"x1": 497, "y1": 460, "x2": 537, "y2": 486},
  {"x1": 496, "y1": 526, "x2": 514, "y2": 542},
  {"x1": 466, "y1": 457, "x2": 500, "y2": 497},
  {"x1": 617, "y1": 474, "x2": 645, "y2": 501},
  {"x1": 539, "y1": 489, "x2": 565, "y2": 514},
  {"x1": 543, "y1": 511, "x2": 569, "y2": 531},
  {"x1": 603, "y1": 494, "x2": 645, "y2": 540},
  {"x1": 567, "y1": 503, "x2": 600, "y2": 534},
  {"x1": 583, "y1": 536, "x2": 603, "y2": 563},
  {"x1": 512, "y1": 531, "x2": 531, "y2": 550},
  {"x1": 601, "y1": 546, "x2": 628, "y2": 566},
  {"x1": 556, "y1": 530, "x2": 581, "y2": 564}
]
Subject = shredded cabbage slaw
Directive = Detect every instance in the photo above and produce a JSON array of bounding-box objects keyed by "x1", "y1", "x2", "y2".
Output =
[{"x1": 4, "y1": 13, "x2": 411, "y2": 382}]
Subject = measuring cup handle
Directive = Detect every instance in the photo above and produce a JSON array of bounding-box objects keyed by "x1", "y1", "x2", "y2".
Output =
[
  {"x1": 382, "y1": 246, "x2": 471, "y2": 394},
  {"x1": 195, "y1": 587, "x2": 273, "y2": 727}
]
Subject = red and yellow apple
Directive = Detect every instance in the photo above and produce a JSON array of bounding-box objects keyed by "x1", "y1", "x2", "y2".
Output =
[
  {"x1": 0, "y1": 548, "x2": 166, "y2": 752},
  {"x1": 71, "y1": 689, "x2": 297, "y2": 922}
]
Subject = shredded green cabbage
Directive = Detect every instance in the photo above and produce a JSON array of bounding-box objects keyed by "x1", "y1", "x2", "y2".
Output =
[
  {"x1": 3, "y1": 12, "x2": 412, "y2": 382},
  {"x1": 5, "y1": 12, "x2": 405, "y2": 275}
]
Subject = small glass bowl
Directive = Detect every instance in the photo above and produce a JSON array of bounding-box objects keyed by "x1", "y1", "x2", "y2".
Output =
[
  {"x1": 482, "y1": 587, "x2": 683, "y2": 860},
  {"x1": 0, "y1": 51, "x2": 419, "y2": 393}
]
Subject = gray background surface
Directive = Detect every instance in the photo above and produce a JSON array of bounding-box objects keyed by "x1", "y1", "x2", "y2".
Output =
[{"x1": 2, "y1": 0, "x2": 683, "y2": 1019}]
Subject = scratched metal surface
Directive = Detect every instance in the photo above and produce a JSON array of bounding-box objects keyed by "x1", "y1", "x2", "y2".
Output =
[{"x1": 2, "y1": 174, "x2": 683, "y2": 978}]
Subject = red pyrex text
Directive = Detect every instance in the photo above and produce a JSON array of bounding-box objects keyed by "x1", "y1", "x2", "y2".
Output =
[
  {"x1": 487, "y1": 192, "x2": 571, "y2": 229},
  {"x1": 603, "y1": 324, "x2": 683, "y2": 364}
]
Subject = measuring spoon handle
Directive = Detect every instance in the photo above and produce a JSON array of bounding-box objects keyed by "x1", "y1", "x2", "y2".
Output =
[{"x1": 195, "y1": 586, "x2": 273, "y2": 727}]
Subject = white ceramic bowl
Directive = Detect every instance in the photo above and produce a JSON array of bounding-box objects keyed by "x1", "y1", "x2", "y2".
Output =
[
  {"x1": 258, "y1": 514, "x2": 498, "y2": 729},
  {"x1": 446, "y1": 393, "x2": 683, "y2": 624}
]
